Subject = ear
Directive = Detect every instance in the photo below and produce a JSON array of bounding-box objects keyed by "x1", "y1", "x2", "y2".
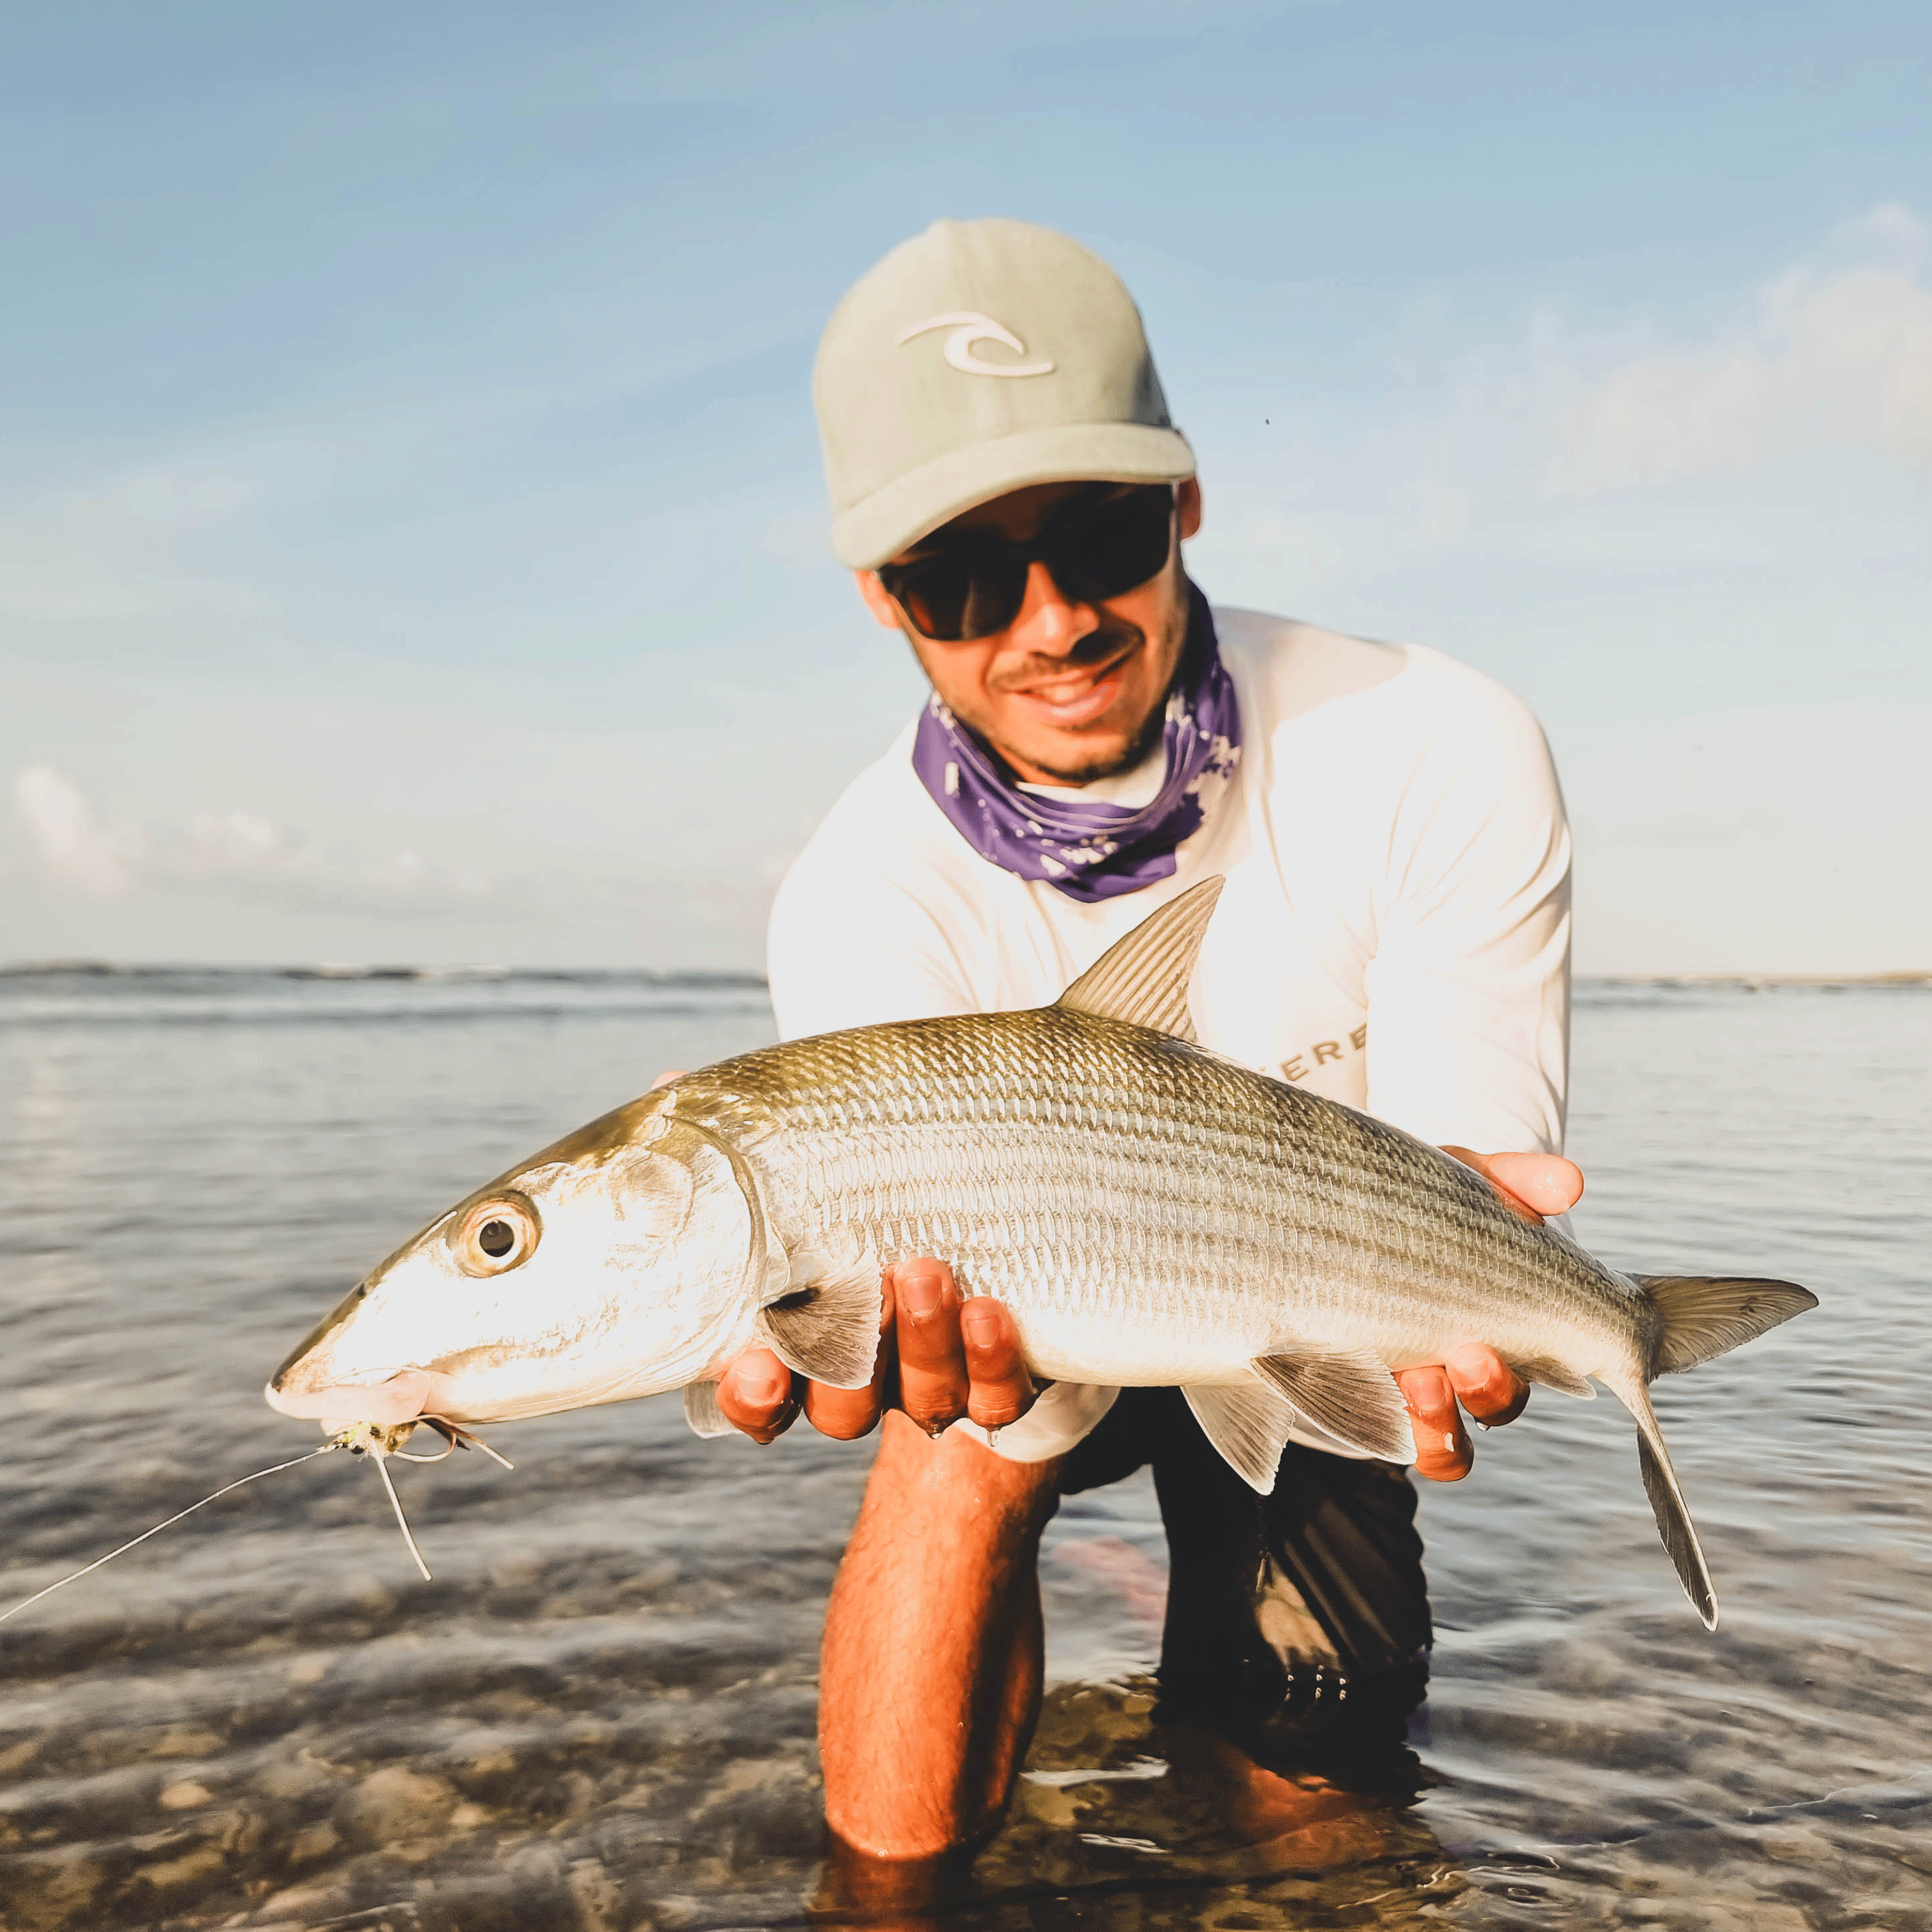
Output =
[
  {"x1": 1177, "y1": 475, "x2": 1203, "y2": 542},
  {"x1": 855, "y1": 569, "x2": 905, "y2": 632}
]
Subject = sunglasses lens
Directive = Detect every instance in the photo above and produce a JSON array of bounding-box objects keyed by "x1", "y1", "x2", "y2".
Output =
[
  {"x1": 1044, "y1": 486, "x2": 1174, "y2": 602},
  {"x1": 880, "y1": 485, "x2": 1174, "y2": 640},
  {"x1": 883, "y1": 545, "x2": 1028, "y2": 641}
]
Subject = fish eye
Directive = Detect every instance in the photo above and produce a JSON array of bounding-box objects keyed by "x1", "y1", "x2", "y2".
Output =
[{"x1": 451, "y1": 1195, "x2": 540, "y2": 1277}]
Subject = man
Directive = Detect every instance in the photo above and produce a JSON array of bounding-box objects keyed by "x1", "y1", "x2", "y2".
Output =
[{"x1": 687, "y1": 219, "x2": 1576, "y2": 1860}]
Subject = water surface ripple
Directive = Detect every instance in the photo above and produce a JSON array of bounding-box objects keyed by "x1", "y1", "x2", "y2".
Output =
[{"x1": 1, "y1": 970, "x2": 1927, "y2": 1929}]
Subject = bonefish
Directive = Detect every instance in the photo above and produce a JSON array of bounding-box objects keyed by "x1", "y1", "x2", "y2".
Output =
[{"x1": 267, "y1": 877, "x2": 1815, "y2": 1626}]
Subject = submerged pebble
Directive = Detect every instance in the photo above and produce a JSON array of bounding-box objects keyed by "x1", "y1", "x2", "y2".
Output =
[{"x1": 1, "y1": 972, "x2": 1927, "y2": 1928}]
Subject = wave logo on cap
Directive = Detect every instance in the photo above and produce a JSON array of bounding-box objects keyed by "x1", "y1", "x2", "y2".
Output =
[{"x1": 897, "y1": 311, "x2": 1055, "y2": 379}]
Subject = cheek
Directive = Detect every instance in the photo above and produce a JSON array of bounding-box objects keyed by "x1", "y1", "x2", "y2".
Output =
[{"x1": 907, "y1": 635, "x2": 997, "y2": 714}]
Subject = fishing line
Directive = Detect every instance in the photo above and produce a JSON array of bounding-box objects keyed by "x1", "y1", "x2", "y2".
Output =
[
  {"x1": 1, "y1": 1417, "x2": 518, "y2": 1623},
  {"x1": 0, "y1": 1445, "x2": 340, "y2": 1626}
]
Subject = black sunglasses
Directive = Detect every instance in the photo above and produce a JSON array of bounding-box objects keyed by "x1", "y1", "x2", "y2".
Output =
[{"x1": 877, "y1": 483, "x2": 1176, "y2": 642}]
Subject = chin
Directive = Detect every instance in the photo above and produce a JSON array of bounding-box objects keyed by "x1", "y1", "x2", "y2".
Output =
[
  {"x1": 1027, "y1": 741, "x2": 1140, "y2": 784},
  {"x1": 1025, "y1": 708, "x2": 1165, "y2": 785}
]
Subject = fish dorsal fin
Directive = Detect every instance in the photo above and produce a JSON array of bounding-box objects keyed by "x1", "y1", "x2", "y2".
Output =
[{"x1": 1055, "y1": 875, "x2": 1225, "y2": 1044}]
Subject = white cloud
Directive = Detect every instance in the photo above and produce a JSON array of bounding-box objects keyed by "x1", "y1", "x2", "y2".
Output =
[
  {"x1": 11, "y1": 762, "x2": 506, "y2": 921},
  {"x1": 1547, "y1": 210, "x2": 1932, "y2": 496},
  {"x1": 16, "y1": 764, "x2": 143, "y2": 896}
]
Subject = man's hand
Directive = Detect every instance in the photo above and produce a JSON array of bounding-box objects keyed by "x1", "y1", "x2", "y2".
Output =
[
  {"x1": 715, "y1": 1261, "x2": 1036, "y2": 1445},
  {"x1": 1399, "y1": 1146, "x2": 1585, "y2": 1480},
  {"x1": 667, "y1": 1047, "x2": 1581, "y2": 1482}
]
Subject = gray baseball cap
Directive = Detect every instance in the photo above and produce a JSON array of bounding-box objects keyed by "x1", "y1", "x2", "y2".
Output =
[{"x1": 814, "y1": 218, "x2": 1195, "y2": 569}]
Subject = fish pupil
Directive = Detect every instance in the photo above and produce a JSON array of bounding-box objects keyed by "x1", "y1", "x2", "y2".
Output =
[{"x1": 478, "y1": 1219, "x2": 515, "y2": 1258}]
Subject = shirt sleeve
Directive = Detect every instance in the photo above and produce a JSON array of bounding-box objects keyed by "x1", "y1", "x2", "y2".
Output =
[{"x1": 1361, "y1": 661, "x2": 1572, "y2": 1156}]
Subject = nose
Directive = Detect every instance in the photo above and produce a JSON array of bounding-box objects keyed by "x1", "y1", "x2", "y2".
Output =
[{"x1": 1004, "y1": 559, "x2": 1100, "y2": 656}]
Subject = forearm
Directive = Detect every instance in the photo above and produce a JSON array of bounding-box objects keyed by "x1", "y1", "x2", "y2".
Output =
[{"x1": 820, "y1": 1415, "x2": 1061, "y2": 1857}]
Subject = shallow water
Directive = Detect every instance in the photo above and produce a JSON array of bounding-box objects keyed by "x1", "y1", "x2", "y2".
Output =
[{"x1": 1, "y1": 968, "x2": 1927, "y2": 1930}]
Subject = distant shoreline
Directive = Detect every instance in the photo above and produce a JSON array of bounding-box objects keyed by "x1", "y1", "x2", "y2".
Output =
[
  {"x1": 1, "y1": 962, "x2": 1927, "y2": 990},
  {"x1": 1581, "y1": 971, "x2": 1932, "y2": 988},
  {"x1": 0, "y1": 960, "x2": 770, "y2": 986}
]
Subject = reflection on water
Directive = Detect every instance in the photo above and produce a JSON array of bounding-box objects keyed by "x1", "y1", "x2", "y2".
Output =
[{"x1": 1, "y1": 970, "x2": 1928, "y2": 1928}]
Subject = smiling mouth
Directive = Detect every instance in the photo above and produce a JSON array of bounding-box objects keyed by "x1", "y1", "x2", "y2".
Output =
[{"x1": 1004, "y1": 646, "x2": 1138, "y2": 727}]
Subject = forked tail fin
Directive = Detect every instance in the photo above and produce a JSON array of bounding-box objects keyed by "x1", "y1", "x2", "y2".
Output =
[
  {"x1": 1607, "y1": 1273, "x2": 1814, "y2": 1630},
  {"x1": 1636, "y1": 1275, "x2": 1816, "y2": 1375},
  {"x1": 1618, "y1": 1379, "x2": 1719, "y2": 1629}
]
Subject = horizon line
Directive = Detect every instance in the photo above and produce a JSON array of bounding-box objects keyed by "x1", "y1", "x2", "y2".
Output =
[{"x1": 3, "y1": 960, "x2": 1928, "y2": 990}]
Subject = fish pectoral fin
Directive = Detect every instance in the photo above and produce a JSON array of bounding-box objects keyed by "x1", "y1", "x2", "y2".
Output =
[
  {"x1": 755, "y1": 1253, "x2": 883, "y2": 1391},
  {"x1": 1635, "y1": 1275, "x2": 1818, "y2": 1375},
  {"x1": 682, "y1": 1379, "x2": 736, "y2": 1439},
  {"x1": 1054, "y1": 875, "x2": 1223, "y2": 1043},
  {"x1": 1250, "y1": 1350, "x2": 1417, "y2": 1464},
  {"x1": 1184, "y1": 1381, "x2": 1298, "y2": 1494},
  {"x1": 1509, "y1": 1356, "x2": 1597, "y2": 1399}
]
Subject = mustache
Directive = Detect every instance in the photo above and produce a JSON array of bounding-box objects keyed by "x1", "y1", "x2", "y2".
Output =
[{"x1": 986, "y1": 616, "x2": 1144, "y2": 695}]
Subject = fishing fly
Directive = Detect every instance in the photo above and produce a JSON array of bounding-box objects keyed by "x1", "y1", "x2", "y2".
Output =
[
  {"x1": 0, "y1": 1417, "x2": 512, "y2": 1625},
  {"x1": 333, "y1": 1417, "x2": 514, "y2": 1582}
]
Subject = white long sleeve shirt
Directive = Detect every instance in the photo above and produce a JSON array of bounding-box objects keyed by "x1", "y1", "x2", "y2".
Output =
[{"x1": 766, "y1": 606, "x2": 1572, "y2": 1458}]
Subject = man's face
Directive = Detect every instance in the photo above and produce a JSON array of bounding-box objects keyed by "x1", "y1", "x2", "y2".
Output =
[{"x1": 857, "y1": 477, "x2": 1205, "y2": 788}]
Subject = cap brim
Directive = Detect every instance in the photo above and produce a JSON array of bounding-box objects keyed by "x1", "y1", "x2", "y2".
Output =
[{"x1": 831, "y1": 423, "x2": 1196, "y2": 569}]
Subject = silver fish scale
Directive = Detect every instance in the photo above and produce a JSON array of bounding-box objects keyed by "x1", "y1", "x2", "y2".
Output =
[{"x1": 689, "y1": 1007, "x2": 1642, "y2": 1377}]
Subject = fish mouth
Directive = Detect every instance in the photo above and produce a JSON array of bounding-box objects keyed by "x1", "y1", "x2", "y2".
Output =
[{"x1": 263, "y1": 1367, "x2": 443, "y2": 1427}]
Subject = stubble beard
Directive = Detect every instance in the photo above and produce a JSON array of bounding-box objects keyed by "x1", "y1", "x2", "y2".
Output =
[{"x1": 917, "y1": 598, "x2": 1189, "y2": 788}]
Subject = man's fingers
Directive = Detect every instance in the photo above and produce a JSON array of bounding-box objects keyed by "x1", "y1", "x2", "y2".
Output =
[
  {"x1": 1443, "y1": 1343, "x2": 1530, "y2": 1427},
  {"x1": 649, "y1": 1069, "x2": 688, "y2": 1090},
  {"x1": 715, "y1": 1346, "x2": 798, "y2": 1445},
  {"x1": 892, "y1": 1260, "x2": 969, "y2": 1435},
  {"x1": 959, "y1": 1296, "x2": 1036, "y2": 1429},
  {"x1": 1441, "y1": 1145, "x2": 1585, "y2": 1224},
  {"x1": 1398, "y1": 1364, "x2": 1472, "y2": 1481},
  {"x1": 1482, "y1": 1150, "x2": 1583, "y2": 1217},
  {"x1": 802, "y1": 1274, "x2": 895, "y2": 1441}
]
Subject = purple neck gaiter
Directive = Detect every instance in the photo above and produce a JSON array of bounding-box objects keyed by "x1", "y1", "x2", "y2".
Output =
[{"x1": 910, "y1": 582, "x2": 1242, "y2": 903}]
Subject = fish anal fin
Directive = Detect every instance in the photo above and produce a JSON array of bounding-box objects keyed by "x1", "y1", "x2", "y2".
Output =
[
  {"x1": 1055, "y1": 875, "x2": 1224, "y2": 1043},
  {"x1": 683, "y1": 1380, "x2": 735, "y2": 1439},
  {"x1": 755, "y1": 1252, "x2": 883, "y2": 1390},
  {"x1": 1637, "y1": 1275, "x2": 1818, "y2": 1376},
  {"x1": 1251, "y1": 1349, "x2": 1417, "y2": 1464},
  {"x1": 1510, "y1": 1356, "x2": 1597, "y2": 1399},
  {"x1": 1184, "y1": 1381, "x2": 1296, "y2": 1494}
]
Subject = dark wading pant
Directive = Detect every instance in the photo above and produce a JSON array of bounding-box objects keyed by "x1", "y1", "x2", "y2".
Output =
[{"x1": 1057, "y1": 1387, "x2": 1432, "y2": 1781}]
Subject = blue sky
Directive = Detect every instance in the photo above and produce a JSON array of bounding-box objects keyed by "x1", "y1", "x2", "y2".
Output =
[{"x1": 3, "y1": 0, "x2": 1927, "y2": 971}]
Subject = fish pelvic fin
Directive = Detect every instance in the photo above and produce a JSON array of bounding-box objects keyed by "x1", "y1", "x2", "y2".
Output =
[
  {"x1": 682, "y1": 1379, "x2": 736, "y2": 1439},
  {"x1": 1607, "y1": 1374, "x2": 1719, "y2": 1630},
  {"x1": 1251, "y1": 1349, "x2": 1417, "y2": 1464},
  {"x1": 1636, "y1": 1275, "x2": 1818, "y2": 1377},
  {"x1": 1184, "y1": 1381, "x2": 1297, "y2": 1494},
  {"x1": 1055, "y1": 875, "x2": 1224, "y2": 1043},
  {"x1": 754, "y1": 1251, "x2": 883, "y2": 1390}
]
